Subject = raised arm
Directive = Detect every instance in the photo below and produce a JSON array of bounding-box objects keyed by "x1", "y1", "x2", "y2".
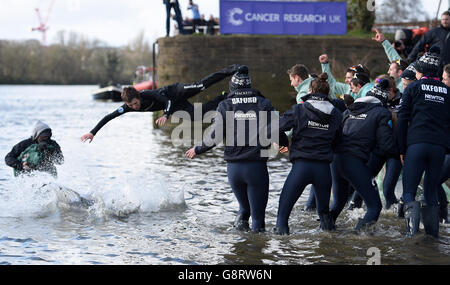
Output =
[{"x1": 372, "y1": 29, "x2": 402, "y2": 62}]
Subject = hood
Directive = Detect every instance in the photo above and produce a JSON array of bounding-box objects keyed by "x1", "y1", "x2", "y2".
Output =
[
  {"x1": 303, "y1": 94, "x2": 334, "y2": 123},
  {"x1": 348, "y1": 96, "x2": 383, "y2": 115},
  {"x1": 31, "y1": 121, "x2": 52, "y2": 141},
  {"x1": 295, "y1": 77, "x2": 313, "y2": 93}
]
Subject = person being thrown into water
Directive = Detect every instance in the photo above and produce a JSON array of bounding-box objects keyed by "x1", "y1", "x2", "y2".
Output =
[{"x1": 81, "y1": 65, "x2": 241, "y2": 143}]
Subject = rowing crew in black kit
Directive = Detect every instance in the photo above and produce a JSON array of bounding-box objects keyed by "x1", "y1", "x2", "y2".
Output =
[{"x1": 79, "y1": 53, "x2": 449, "y2": 238}]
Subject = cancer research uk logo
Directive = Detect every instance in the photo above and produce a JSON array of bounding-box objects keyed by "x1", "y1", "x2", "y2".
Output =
[{"x1": 228, "y1": 7, "x2": 244, "y2": 26}]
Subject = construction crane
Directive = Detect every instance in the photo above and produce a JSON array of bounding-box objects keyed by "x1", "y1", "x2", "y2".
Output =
[{"x1": 31, "y1": 0, "x2": 56, "y2": 46}]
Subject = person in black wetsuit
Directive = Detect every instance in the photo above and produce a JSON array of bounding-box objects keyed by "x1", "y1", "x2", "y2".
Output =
[
  {"x1": 81, "y1": 65, "x2": 240, "y2": 143},
  {"x1": 185, "y1": 66, "x2": 289, "y2": 232}
]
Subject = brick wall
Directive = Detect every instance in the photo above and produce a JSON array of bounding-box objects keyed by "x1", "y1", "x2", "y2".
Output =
[{"x1": 157, "y1": 35, "x2": 389, "y2": 112}]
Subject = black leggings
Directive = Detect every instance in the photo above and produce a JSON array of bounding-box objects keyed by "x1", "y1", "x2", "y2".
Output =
[
  {"x1": 227, "y1": 161, "x2": 269, "y2": 232},
  {"x1": 276, "y1": 159, "x2": 332, "y2": 232},
  {"x1": 168, "y1": 66, "x2": 235, "y2": 118}
]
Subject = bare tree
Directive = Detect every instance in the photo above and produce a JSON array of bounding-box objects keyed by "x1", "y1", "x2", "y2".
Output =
[{"x1": 375, "y1": 0, "x2": 430, "y2": 23}]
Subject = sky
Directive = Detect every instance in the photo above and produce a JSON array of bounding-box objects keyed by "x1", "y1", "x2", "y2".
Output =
[{"x1": 0, "y1": 0, "x2": 448, "y2": 47}]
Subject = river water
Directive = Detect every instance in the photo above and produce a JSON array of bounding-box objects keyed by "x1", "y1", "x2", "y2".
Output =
[{"x1": 0, "y1": 85, "x2": 449, "y2": 265}]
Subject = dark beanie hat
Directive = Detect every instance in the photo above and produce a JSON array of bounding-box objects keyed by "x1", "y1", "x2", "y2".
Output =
[
  {"x1": 416, "y1": 45, "x2": 441, "y2": 76},
  {"x1": 230, "y1": 65, "x2": 251, "y2": 92},
  {"x1": 353, "y1": 71, "x2": 370, "y2": 86},
  {"x1": 367, "y1": 79, "x2": 390, "y2": 105},
  {"x1": 401, "y1": 62, "x2": 418, "y2": 81}
]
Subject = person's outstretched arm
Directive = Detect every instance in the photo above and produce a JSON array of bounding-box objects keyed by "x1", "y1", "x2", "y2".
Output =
[
  {"x1": 81, "y1": 104, "x2": 132, "y2": 143},
  {"x1": 319, "y1": 55, "x2": 350, "y2": 98}
]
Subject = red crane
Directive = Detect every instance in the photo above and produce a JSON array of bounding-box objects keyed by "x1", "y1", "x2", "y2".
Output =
[{"x1": 31, "y1": 0, "x2": 56, "y2": 46}]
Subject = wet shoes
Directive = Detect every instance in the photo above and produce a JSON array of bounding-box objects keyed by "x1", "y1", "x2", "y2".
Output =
[
  {"x1": 273, "y1": 226, "x2": 289, "y2": 235},
  {"x1": 234, "y1": 215, "x2": 250, "y2": 231},
  {"x1": 404, "y1": 201, "x2": 421, "y2": 237},
  {"x1": 319, "y1": 213, "x2": 336, "y2": 231},
  {"x1": 354, "y1": 218, "x2": 376, "y2": 232},
  {"x1": 421, "y1": 205, "x2": 440, "y2": 238}
]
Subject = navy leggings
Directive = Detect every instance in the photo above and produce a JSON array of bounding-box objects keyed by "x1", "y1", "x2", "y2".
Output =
[
  {"x1": 402, "y1": 143, "x2": 446, "y2": 206},
  {"x1": 227, "y1": 161, "x2": 269, "y2": 231},
  {"x1": 366, "y1": 154, "x2": 402, "y2": 205},
  {"x1": 276, "y1": 160, "x2": 332, "y2": 231},
  {"x1": 330, "y1": 153, "x2": 382, "y2": 223}
]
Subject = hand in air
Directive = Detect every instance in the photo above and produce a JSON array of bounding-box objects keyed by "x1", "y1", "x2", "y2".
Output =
[
  {"x1": 81, "y1": 133, "x2": 94, "y2": 143},
  {"x1": 372, "y1": 29, "x2": 386, "y2": 43},
  {"x1": 319, "y1": 54, "x2": 329, "y2": 64},
  {"x1": 185, "y1": 148, "x2": 197, "y2": 159}
]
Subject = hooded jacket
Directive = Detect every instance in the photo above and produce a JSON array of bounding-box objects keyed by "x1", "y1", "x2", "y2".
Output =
[
  {"x1": 407, "y1": 25, "x2": 450, "y2": 66},
  {"x1": 397, "y1": 78, "x2": 450, "y2": 154},
  {"x1": 334, "y1": 96, "x2": 396, "y2": 162},
  {"x1": 195, "y1": 88, "x2": 289, "y2": 162},
  {"x1": 5, "y1": 122, "x2": 63, "y2": 175},
  {"x1": 279, "y1": 93, "x2": 343, "y2": 163}
]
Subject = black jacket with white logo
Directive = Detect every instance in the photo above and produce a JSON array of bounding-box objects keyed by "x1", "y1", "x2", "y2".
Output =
[
  {"x1": 397, "y1": 78, "x2": 450, "y2": 154},
  {"x1": 279, "y1": 93, "x2": 343, "y2": 163},
  {"x1": 195, "y1": 88, "x2": 289, "y2": 162},
  {"x1": 334, "y1": 96, "x2": 396, "y2": 162}
]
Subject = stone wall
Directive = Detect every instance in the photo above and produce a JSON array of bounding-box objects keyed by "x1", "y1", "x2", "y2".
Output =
[{"x1": 157, "y1": 35, "x2": 390, "y2": 112}]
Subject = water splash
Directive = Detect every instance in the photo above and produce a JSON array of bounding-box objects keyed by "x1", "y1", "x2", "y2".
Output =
[{"x1": 0, "y1": 171, "x2": 186, "y2": 219}]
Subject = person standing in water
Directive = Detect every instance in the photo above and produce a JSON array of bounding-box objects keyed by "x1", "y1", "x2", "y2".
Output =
[
  {"x1": 330, "y1": 80, "x2": 396, "y2": 231},
  {"x1": 274, "y1": 73, "x2": 343, "y2": 235},
  {"x1": 398, "y1": 47, "x2": 450, "y2": 238},
  {"x1": 185, "y1": 66, "x2": 288, "y2": 233}
]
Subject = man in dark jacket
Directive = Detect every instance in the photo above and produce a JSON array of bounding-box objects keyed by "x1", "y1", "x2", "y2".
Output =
[
  {"x1": 407, "y1": 11, "x2": 450, "y2": 75},
  {"x1": 5, "y1": 121, "x2": 64, "y2": 177}
]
